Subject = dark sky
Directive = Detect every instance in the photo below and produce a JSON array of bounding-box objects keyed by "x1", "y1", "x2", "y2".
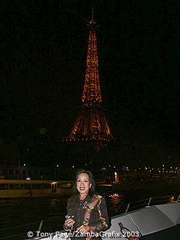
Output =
[{"x1": 1, "y1": 0, "x2": 179, "y2": 168}]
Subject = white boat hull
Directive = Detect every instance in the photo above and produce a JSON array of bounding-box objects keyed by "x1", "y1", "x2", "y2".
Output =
[{"x1": 39, "y1": 202, "x2": 180, "y2": 240}]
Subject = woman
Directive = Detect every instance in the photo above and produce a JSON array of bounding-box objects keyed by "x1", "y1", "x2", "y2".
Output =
[{"x1": 64, "y1": 169, "x2": 110, "y2": 238}]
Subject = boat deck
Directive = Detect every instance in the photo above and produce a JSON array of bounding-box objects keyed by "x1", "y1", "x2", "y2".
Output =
[{"x1": 140, "y1": 224, "x2": 180, "y2": 240}]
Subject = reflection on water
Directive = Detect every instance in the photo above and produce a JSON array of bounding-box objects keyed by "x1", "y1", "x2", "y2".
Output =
[
  {"x1": 0, "y1": 193, "x2": 124, "y2": 240},
  {"x1": 0, "y1": 196, "x2": 68, "y2": 240},
  {"x1": 106, "y1": 192, "x2": 125, "y2": 216}
]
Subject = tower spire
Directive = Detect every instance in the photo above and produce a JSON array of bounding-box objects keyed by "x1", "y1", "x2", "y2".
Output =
[
  {"x1": 91, "y1": 8, "x2": 94, "y2": 21},
  {"x1": 64, "y1": 14, "x2": 114, "y2": 151},
  {"x1": 82, "y1": 12, "x2": 101, "y2": 104}
]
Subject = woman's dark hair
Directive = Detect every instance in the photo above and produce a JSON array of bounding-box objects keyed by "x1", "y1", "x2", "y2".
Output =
[{"x1": 73, "y1": 169, "x2": 95, "y2": 197}]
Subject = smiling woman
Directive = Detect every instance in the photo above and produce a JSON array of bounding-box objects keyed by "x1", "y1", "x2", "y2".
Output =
[{"x1": 63, "y1": 169, "x2": 110, "y2": 239}]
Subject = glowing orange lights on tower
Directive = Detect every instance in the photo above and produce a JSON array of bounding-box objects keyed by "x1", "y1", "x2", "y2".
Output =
[
  {"x1": 64, "y1": 14, "x2": 114, "y2": 151},
  {"x1": 82, "y1": 19, "x2": 102, "y2": 104}
]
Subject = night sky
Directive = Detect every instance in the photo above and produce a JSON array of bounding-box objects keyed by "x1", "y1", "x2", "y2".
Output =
[{"x1": 1, "y1": 0, "x2": 179, "y2": 169}]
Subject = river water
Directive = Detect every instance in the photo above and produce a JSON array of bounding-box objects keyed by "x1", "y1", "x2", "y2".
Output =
[
  {"x1": 0, "y1": 189, "x2": 125, "y2": 240},
  {"x1": 1, "y1": 183, "x2": 177, "y2": 240}
]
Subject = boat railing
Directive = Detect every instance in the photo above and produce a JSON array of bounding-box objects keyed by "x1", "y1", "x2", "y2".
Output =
[
  {"x1": 125, "y1": 197, "x2": 150, "y2": 213},
  {"x1": 124, "y1": 194, "x2": 179, "y2": 214},
  {"x1": 0, "y1": 215, "x2": 63, "y2": 240}
]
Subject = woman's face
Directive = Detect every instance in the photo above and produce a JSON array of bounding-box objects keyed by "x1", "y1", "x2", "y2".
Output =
[{"x1": 76, "y1": 173, "x2": 92, "y2": 195}]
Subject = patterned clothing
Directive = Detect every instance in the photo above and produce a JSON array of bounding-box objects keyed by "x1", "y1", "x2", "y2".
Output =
[{"x1": 66, "y1": 194, "x2": 110, "y2": 238}]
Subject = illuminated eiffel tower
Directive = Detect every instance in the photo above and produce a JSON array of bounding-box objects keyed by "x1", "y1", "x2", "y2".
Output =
[{"x1": 64, "y1": 13, "x2": 114, "y2": 151}]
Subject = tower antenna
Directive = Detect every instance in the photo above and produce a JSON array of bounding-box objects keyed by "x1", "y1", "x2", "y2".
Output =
[{"x1": 91, "y1": 7, "x2": 94, "y2": 20}]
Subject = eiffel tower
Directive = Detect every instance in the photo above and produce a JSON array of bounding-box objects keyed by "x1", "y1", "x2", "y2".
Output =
[{"x1": 64, "y1": 13, "x2": 114, "y2": 151}]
